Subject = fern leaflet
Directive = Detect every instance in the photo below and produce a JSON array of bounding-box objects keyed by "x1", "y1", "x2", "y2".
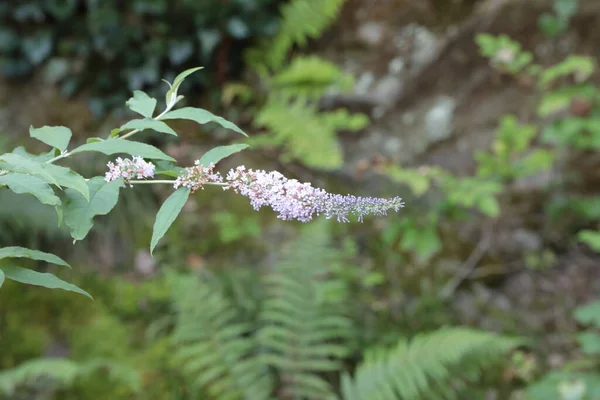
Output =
[
  {"x1": 169, "y1": 272, "x2": 273, "y2": 400},
  {"x1": 341, "y1": 327, "x2": 520, "y2": 400},
  {"x1": 258, "y1": 223, "x2": 353, "y2": 399}
]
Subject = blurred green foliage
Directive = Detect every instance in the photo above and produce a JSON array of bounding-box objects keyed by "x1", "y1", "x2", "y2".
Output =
[
  {"x1": 225, "y1": 0, "x2": 369, "y2": 170},
  {"x1": 0, "y1": 223, "x2": 519, "y2": 399},
  {"x1": 0, "y1": 0, "x2": 283, "y2": 116}
]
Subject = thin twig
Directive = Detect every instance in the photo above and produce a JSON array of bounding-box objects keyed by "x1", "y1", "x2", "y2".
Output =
[{"x1": 440, "y1": 223, "x2": 494, "y2": 300}]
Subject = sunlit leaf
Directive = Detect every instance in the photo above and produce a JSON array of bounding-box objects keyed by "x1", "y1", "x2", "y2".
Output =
[
  {"x1": 160, "y1": 107, "x2": 247, "y2": 137},
  {"x1": 126, "y1": 90, "x2": 157, "y2": 118},
  {"x1": 70, "y1": 139, "x2": 175, "y2": 161},
  {"x1": 119, "y1": 118, "x2": 177, "y2": 136},
  {"x1": 29, "y1": 125, "x2": 72, "y2": 152}
]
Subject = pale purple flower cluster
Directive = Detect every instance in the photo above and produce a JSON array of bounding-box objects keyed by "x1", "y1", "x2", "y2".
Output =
[
  {"x1": 105, "y1": 156, "x2": 155, "y2": 186},
  {"x1": 223, "y1": 166, "x2": 404, "y2": 222},
  {"x1": 173, "y1": 161, "x2": 222, "y2": 192}
]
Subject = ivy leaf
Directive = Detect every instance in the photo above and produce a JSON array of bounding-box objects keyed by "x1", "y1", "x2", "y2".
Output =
[
  {"x1": 70, "y1": 139, "x2": 175, "y2": 161},
  {"x1": 118, "y1": 118, "x2": 177, "y2": 136},
  {"x1": 199, "y1": 144, "x2": 250, "y2": 166},
  {"x1": 0, "y1": 172, "x2": 60, "y2": 206},
  {"x1": 0, "y1": 266, "x2": 92, "y2": 299},
  {"x1": 160, "y1": 107, "x2": 247, "y2": 137},
  {"x1": 0, "y1": 246, "x2": 70, "y2": 267},
  {"x1": 29, "y1": 125, "x2": 72, "y2": 152},
  {"x1": 0, "y1": 153, "x2": 58, "y2": 185},
  {"x1": 126, "y1": 90, "x2": 157, "y2": 118},
  {"x1": 150, "y1": 188, "x2": 190, "y2": 255},
  {"x1": 63, "y1": 177, "x2": 122, "y2": 241}
]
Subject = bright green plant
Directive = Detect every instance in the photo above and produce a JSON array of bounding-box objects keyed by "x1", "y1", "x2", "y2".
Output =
[
  {"x1": 169, "y1": 223, "x2": 519, "y2": 400},
  {"x1": 225, "y1": 0, "x2": 369, "y2": 170},
  {"x1": 538, "y1": 0, "x2": 579, "y2": 38},
  {"x1": 525, "y1": 300, "x2": 600, "y2": 400},
  {"x1": 0, "y1": 65, "x2": 403, "y2": 299}
]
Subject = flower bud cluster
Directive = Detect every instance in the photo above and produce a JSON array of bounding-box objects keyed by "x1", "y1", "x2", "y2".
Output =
[
  {"x1": 173, "y1": 161, "x2": 222, "y2": 192},
  {"x1": 105, "y1": 156, "x2": 155, "y2": 186}
]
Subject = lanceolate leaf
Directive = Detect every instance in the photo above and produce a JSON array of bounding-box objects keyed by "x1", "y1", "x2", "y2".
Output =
[
  {"x1": 29, "y1": 126, "x2": 72, "y2": 152},
  {"x1": 0, "y1": 246, "x2": 70, "y2": 267},
  {"x1": 63, "y1": 177, "x2": 122, "y2": 240},
  {"x1": 42, "y1": 163, "x2": 90, "y2": 201},
  {"x1": 0, "y1": 173, "x2": 60, "y2": 206},
  {"x1": 126, "y1": 90, "x2": 157, "y2": 118},
  {"x1": 0, "y1": 266, "x2": 92, "y2": 299},
  {"x1": 160, "y1": 107, "x2": 248, "y2": 137},
  {"x1": 0, "y1": 153, "x2": 58, "y2": 185},
  {"x1": 119, "y1": 118, "x2": 177, "y2": 136},
  {"x1": 173, "y1": 66, "x2": 204, "y2": 89},
  {"x1": 150, "y1": 188, "x2": 190, "y2": 255},
  {"x1": 165, "y1": 67, "x2": 204, "y2": 105},
  {"x1": 70, "y1": 139, "x2": 175, "y2": 161},
  {"x1": 199, "y1": 144, "x2": 250, "y2": 166},
  {"x1": 0, "y1": 269, "x2": 4, "y2": 289}
]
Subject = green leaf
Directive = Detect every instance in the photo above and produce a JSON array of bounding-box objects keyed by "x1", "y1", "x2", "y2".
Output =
[
  {"x1": 199, "y1": 144, "x2": 250, "y2": 166},
  {"x1": 0, "y1": 246, "x2": 70, "y2": 267},
  {"x1": 70, "y1": 139, "x2": 175, "y2": 161},
  {"x1": 477, "y1": 196, "x2": 500, "y2": 218},
  {"x1": 150, "y1": 188, "x2": 190, "y2": 255},
  {"x1": 0, "y1": 269, "x2": 4, "y2": 289},
  {"x1": 0, "y1": 153, "x2": 58, "y2": 185},
  {"x1": 63, "y1": 177, "x2": 122, "y2": 240},
  {"x1": 29, "y1": 126, "x2": 72, "y2": 152},
  {"x1": 578, "y1": 230, "x2": 600, "y2": 252},
  {"x1": 154, "y1": 160, "x2": 184, "y2": 178},
  {"x1": 160, "y1": 107, "x2": 248, "y2": 137},
  {"x1": 577, "y1": 331, "x2": 600, "y2": 355},
  {"x1": 126, "y1": 90, "x2": 157, "y2": 118},
  {"x1": 165, "y1": 67, "x2": 203, "y2": 106},
  {"x1": 173, "y1": 66, "x2": 204, "y2": 89},
  {"x1": 0, "y1": 173, "x2": 60, "y2": 206},
  {"x1": 574, "y1": 301, "x2": 600, "y2": 327},
  {"x1": 42, "y1": 163, "x2": 90, "y2": 201},
  {"x1": 119, "y1": 118, "x2": 177, "y2": 136},
  {"x1": 0, "y1": 266, "x2": 92, "y2": 299}
]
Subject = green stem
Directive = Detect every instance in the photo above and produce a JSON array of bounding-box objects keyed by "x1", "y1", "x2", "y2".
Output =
[
  {"x1": 129, "y1": 180, "x2": 176, "y2": 184},
  {"x1": 46, "y1": 152, "x2": 70, "y2": 164},
  {"x1": 118, "y1": 103, "x2": 173, "y2": 140},
  {"x1": 127, "y1": 180, "x2": 229, "y2": 187}
]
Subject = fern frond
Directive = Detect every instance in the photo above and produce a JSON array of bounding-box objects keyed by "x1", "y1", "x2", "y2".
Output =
[
  {"x1": 0, "y1": 358, "x2": 140, "y2": 396},
  {"x1": 341, "y1": 327, "x2": 520, "y2": 400},
  {"x1": 259, "y1": 223, "x2": 353, "y2": 400},
  {"x1": 253, "y1": 97, "x2": 368, "y2": 169},
  {"x1": 169, "y1": 272, "x2": 273, "y2": 400},
  {"x1": 249, "y1": 0, "x2": 346, "y2": 71},
  {"x1": 271, "y1": 56, "x2": 354, "y2": 98}
]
